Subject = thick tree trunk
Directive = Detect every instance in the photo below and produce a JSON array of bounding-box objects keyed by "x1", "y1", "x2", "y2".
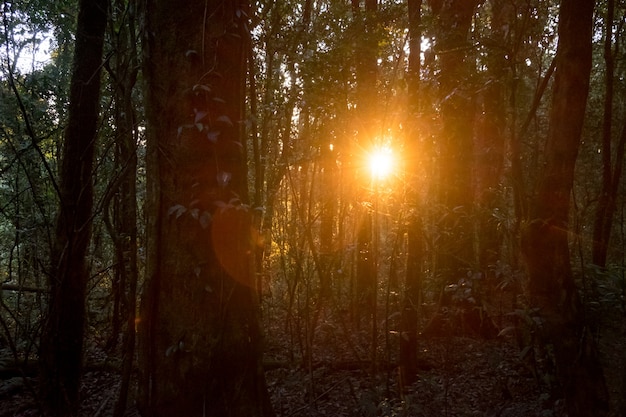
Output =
[
  {"x1": 521, "y1": 0, "x2": 609, "y2": 415},
  {"x1": 38, "y1": 0, "x2": 107, "y2": 414},
  {"x1": 137, "y1": 1, "x2": 274, "y2": 416}
]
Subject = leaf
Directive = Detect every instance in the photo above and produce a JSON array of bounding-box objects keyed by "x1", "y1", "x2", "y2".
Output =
[
  {"x1": 216, "y1": 115, "x2": 233, "y2": 126},
  {"x1": 216, "y1": 171, "x2": 232, "y2": 188},
  {"x1": 199, "y1": 211, "x2": 211, "y2": 229},
  {"x1": 207, "y1": 130, "x2": 220, "y2": 143},
  {"x1": 167, "y1": 204, "x2": 186, "y2": 219},
  {"x1": 193, "y1": 84, "x2": 211, "y2": 93},
  {"x1": 387, "y1": 311, "x2": 401, "y2": 321},
  {"x1": 214, "y1": 200, "x2": 228, "y2": 208},
  {"x1": 194, "y1": 109, "x2": 207, "y2": 123},
  {"x1": 519, "y1": 345, "x2": 533, "y2": 360},
  {"x1": 497, "y1": 326, "x2": 516, "y2": 337},
  {"x1": 212, "y1": 97, "x2": 226, "y2": 104},
  {"x1": 165, "y1": 344, "x2": 177, "y2": 357},
  {"x1": 195, "y1": 122, "x2": 204, "y2": 131}
]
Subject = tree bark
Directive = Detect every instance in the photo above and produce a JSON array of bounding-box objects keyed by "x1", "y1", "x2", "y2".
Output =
[
  {"x1": 592, "y1": 0, "x2": 625, "y2": 268},
  {"x1": 137, "y1": 1, "x2": 274, "y2": 416},
  {"x1": 352, "y1": 0, "x2": 379, "y2": 346},
  {"x1": 521, "y1": 0, "x2": 609, "y2": 415},
  {"x1": 421, "y1": 0, "x2": 483, "y2": 338},
  {"x1": 431, "y1": 0, "x2": 478, "y2": 283},
  {"x1": 38, "y1": 0, "x2": 107, "y2": 414},
  {"x1": 476, "y1": 0, "x2": 510, "y2": 281},
  {"x1": 103, "y1": 1, "x2": 140, "y2": 415},
  {"x1": 399, "y1": 0, "x2": 423, "y2": 386}
]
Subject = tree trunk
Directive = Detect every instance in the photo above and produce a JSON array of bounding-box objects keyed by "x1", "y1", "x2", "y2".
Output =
[
  {"x1": 137, "y1": 1, "x2": 274, "y2": 416},
  {"x1": 431, "y1": 0, "x2": 478, "y2": 284},
  {"x1": 422, "y1": 0, "x2": 482, "y2": 338},
  {"x1": 521, "y1": 0, "x2": 609, "y2": 415},
  {"x1": 38, "y1": 0, "x2": 107, "y2": 414},
  {"x1": 476, "y1": 0, "x2": 510, "y2": 282},
  {"x1": 352, "y1": 0, "x2": 379, "y2": 351},
  {"x1": 399, "y1": 0, "x2": 423, "y2": 386},
  {"x1": 592, "y1": 0, "x2": 626, "y2": 268},
  {"x1": 104, "y1": 1, "x2": 140, "y2": 415}
]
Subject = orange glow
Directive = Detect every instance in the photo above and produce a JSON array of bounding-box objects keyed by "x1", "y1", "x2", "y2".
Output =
[{"x1": 368, "y1": 145, "x2": 394, "y2": 180}]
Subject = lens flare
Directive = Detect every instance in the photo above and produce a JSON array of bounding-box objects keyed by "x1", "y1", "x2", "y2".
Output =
[{"x1": 368, "y1": 146, "x2": 394, "y2": 180}]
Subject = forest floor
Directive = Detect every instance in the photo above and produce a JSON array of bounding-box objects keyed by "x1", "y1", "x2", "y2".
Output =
[
  {"x1": 262, "y1": 308, "x2": 560, "y2": 417},
  {"x1": 0, "y1": 294, "x2": 624, "y2": 416}
]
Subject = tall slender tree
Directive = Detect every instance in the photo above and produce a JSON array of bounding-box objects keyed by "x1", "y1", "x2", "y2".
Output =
[
  {"x1": 592, "y1": 0, "x2": 626, "y2": 268},
  {"x1": 38, "y1": 0, "x2": 108, "y2": 414},
  {"x1": 102, "y1": 1, "x2": 140, "y2": 415},
  {"x1": 475, "y1": 0, "x2": 510, "y2": 281},
  {"x1": 399, "y1": 0, "x2": 424, "y2": 385},
  {"x1": 431, "y1": 0, "x2": 479, "y2": 285},
  {"x1": 521, "y1": 0, "x2": 609, "y2": 415},
  {"x1": 352, "y1": 0, "x2": 378, "y2": 334}
]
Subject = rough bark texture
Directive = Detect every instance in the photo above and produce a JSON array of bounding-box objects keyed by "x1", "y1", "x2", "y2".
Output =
[
  {"x1": 38, "y1": 0, "x2": 107, "y2": 414},
  {"x1": 137, "y1": 1, "x2": 274, "y2": 416},
  {"x1": 521, "y1": 0, "x2": 609, "y2": 415}
]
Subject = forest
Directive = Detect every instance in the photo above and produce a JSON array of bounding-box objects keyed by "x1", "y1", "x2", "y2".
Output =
[{"x1": 0, "y1": 0, "x2": 624, "y2": 416}]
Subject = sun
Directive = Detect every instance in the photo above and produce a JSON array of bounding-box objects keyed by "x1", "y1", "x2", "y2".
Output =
[{"x1": 368, "y1": 145, "x2": 394, "y2": 180}]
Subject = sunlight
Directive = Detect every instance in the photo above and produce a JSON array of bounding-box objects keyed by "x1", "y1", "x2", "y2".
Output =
[{"x1": 368, "y1": 145, "x2": 394, "y2": 181}]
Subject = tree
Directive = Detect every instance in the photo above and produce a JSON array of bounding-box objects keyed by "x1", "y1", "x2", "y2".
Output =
[
  {"x1": 352, "y1": 0, "x2": 379, "y2": 339},
  {"x1": 475, "y1": 0, "x2": 510, "y2": 281},
  {"x1": 591, "y1": 0, "x2": 626, "y2": 268},
  {"x1": 137, "y1": 1, "x2": 274, "y2": 415},
  {"x1": 38, "y1": 0, "x2": 108, "y2": 414},
  {"x1": 521, "y1": 0, "x2": 610, "y2": 415},
  {"x1": 431, "y1": 0, "x2": 479, "y2": 287},
  {"x1": 399, "y1": 0, "x2": 423, "y2": 386},
  {"x1": 101, "y1": 1, "x2": 140, "y2": 415},
  {"x1": 421, "y1": 0, "x2": 489, "y2": 338}
]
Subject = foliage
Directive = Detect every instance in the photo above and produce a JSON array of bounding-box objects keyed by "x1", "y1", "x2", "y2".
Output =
[{"x1": 0, "y1": 0, "x2": 625, "y2": 414}]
